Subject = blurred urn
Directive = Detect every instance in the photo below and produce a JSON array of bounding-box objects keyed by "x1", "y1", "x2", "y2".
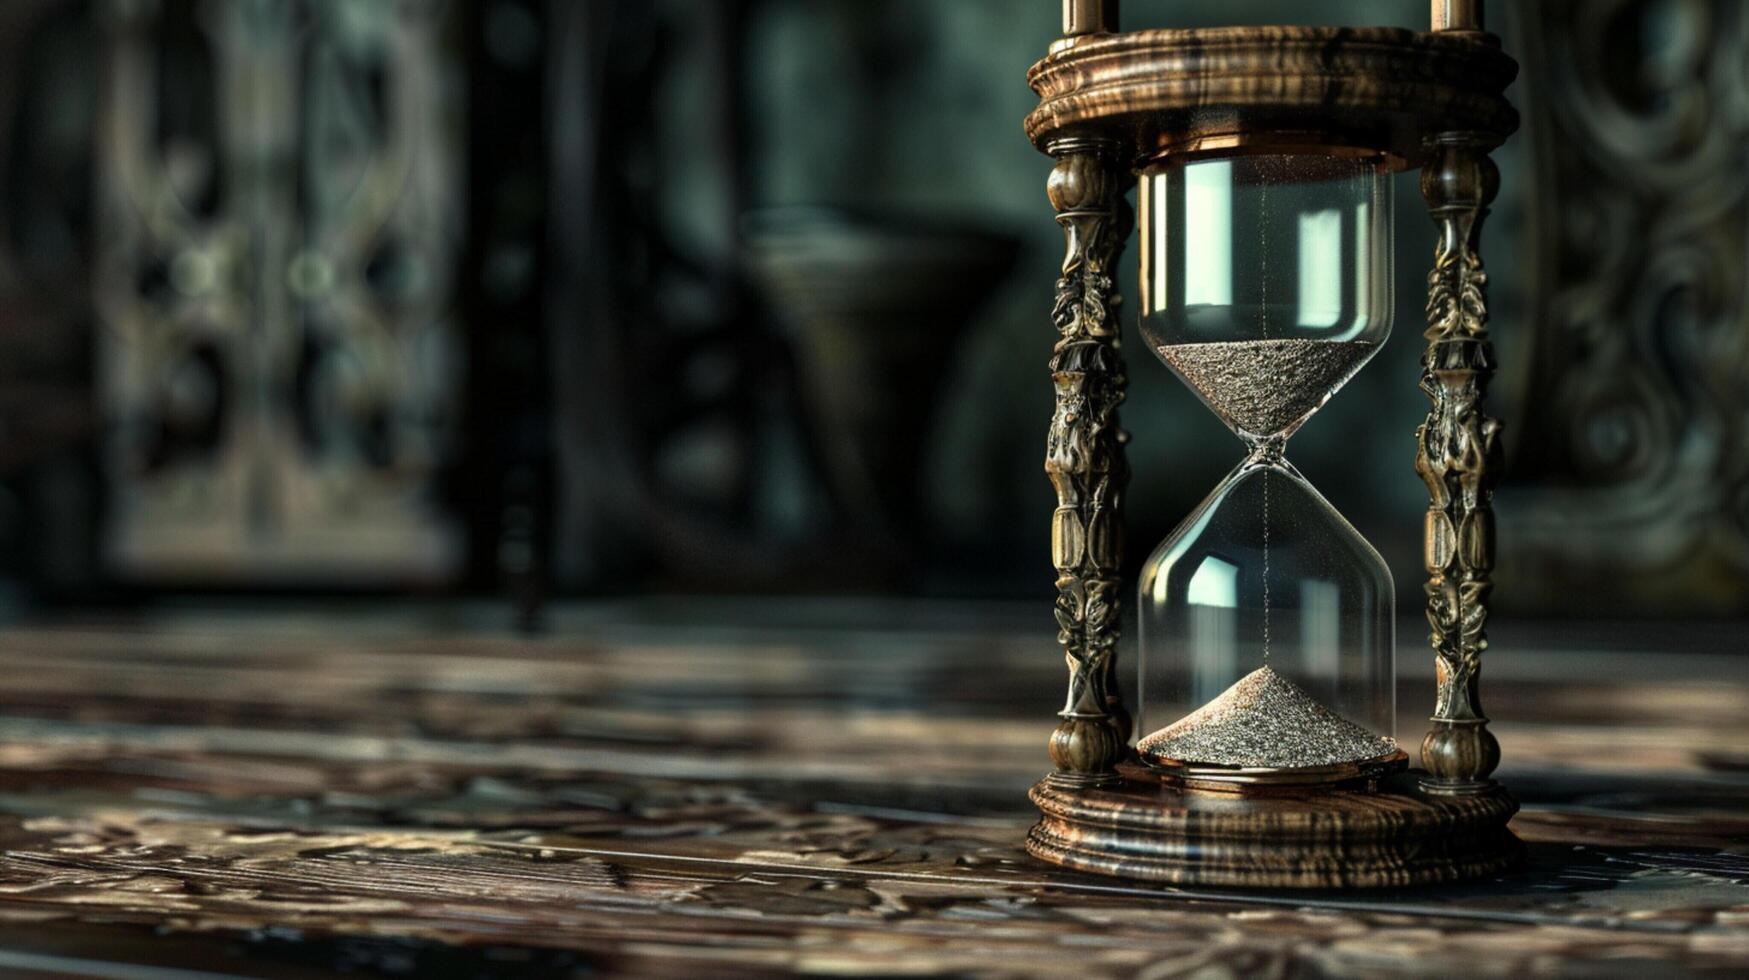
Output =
[{"x1": 744, "y1": 209, "x2": 1018, "y2": 577}]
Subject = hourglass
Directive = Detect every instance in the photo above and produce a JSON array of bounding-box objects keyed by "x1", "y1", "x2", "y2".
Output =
[
  {"x1": 1025, "y1": 1, "x2": 1523, "y2": 886},
  {"x1": 1133, "y1": 153, "x2": 1402, "y2": 788}
]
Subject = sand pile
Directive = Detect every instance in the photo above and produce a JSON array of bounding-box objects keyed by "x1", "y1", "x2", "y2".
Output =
[{"x1": 1138, "y1": 665, "x2": 1397, "y2": 769}]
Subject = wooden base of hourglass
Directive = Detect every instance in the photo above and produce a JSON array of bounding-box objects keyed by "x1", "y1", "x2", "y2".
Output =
[{"x1": 1026, "y1": 765, "x2": 1521, "y2": 888}]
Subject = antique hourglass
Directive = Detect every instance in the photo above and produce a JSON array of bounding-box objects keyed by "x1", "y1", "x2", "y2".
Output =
[
  {"x1": 1023, "y1": 1, "x2": 1525, "y2": 887},
  {"x1": 1132, "y1": 152, "x2": 1403, "y2": 787}
]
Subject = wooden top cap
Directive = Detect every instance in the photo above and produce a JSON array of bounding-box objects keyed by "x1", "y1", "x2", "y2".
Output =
[{"x1": 1026, "y1": 26, "x2": 1518, "y2": 168}]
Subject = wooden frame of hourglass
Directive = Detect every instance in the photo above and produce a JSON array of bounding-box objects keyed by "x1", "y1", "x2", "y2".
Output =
[{"x1": 1027, "y1": 0, "x2": 1521, "y2": 887}]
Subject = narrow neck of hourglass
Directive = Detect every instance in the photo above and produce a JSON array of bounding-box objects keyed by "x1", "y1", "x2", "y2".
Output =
[
  {"x1": 1236, "y1": 439, "x2": 1312, "y2": 490},
  {"x1": 1241, "y1": 433, "x2": 1289, "y2": 468}
]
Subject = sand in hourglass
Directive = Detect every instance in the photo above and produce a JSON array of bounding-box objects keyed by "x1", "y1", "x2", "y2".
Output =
[
  {"x1": 1137, "y1": 666, "x2": 1398, "y2": 769},
  {"x1": 1158, "y1": 338, "x2": 1379, "y2": 439}
]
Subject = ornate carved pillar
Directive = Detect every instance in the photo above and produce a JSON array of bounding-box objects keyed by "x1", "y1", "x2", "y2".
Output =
[
  {"x1": 1044, "y1": 137, "x2": 1131, "y2": 786},
  {"x1": 1417, "y1": 134, "x2": 1504, "y2": 794}
]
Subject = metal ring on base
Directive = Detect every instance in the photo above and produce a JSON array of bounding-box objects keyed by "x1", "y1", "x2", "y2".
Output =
[{"x1": 1140, "y1": 748, "x2": 1409, "y2": 794}]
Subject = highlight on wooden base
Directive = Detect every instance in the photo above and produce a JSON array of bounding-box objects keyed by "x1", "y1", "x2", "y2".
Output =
[
  {"x1": 1027, "y1": 766, "x2": 1522, "y2": 889},
  {"x1": 1142, "y1": 748, "x2": 1409, "y2": 793}
]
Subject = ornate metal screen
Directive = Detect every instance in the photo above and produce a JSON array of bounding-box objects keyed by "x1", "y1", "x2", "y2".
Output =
[
  {"x1": 96, "y1": 0, "x2": 463, "y2": 583},
  {"x1": 1504, "y1": 0, "x2": 1749, "y2": 614}
]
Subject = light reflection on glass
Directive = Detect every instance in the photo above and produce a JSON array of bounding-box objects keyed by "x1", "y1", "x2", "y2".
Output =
[{"x1": 1296, "y1": 207, "x2": 1342, "y2": 328}]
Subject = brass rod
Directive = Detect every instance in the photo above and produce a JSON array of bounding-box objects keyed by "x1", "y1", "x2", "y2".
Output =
[
  {"x1": 1431, "y1": 0, "x2": 1482, "y2": 31},
  {"x1": 1063, "y1": 0, "x2": 1117, "y2": 36}
]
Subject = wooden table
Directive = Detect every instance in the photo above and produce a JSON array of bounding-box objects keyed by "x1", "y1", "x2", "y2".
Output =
[{"x1": 0, "y1": 601, "x2": 1741, "y2": 977}]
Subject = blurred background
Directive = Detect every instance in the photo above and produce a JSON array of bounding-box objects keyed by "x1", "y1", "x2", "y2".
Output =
[{"x1": 0, "y1": 0, "x2": 1742, "y2": 624}]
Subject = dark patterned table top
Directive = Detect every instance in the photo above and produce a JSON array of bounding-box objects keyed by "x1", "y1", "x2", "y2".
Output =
[{"x1": 0, "y1": 600, "x2": 1741, "y2": 977}]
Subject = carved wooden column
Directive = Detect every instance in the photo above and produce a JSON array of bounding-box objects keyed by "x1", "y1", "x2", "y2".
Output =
[
  {"x1": 1044, "y1": 136, "x2": 1132, "y2": 787},
  {"x1": 1416, "y1": 1, "x2": 1504, "y2": 796}
]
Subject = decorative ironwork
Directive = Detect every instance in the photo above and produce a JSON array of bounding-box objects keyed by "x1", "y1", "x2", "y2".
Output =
[
  {"x1": 1504, "y1": 0, "x2": 1749, "y2": 614},
  {"x1": 1043, "y1": 138, "x2": 1131, "y2": 785},
  {"x1": 1416, "y1": 137, "x2": 1502, "y2": 793},
  {"x1": 95, "y1": 0, "x2": 463, "y2": 582}
]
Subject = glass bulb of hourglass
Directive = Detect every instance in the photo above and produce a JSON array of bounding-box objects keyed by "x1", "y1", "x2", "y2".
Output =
[{"x1": 1134, "y1": 152, "x2": 1398, "y2": 780}]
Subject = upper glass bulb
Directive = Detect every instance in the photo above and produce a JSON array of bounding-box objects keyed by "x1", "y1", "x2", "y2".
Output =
[{"x1": 1138, "y1": 153, "x2": 1394, "y2": 445}]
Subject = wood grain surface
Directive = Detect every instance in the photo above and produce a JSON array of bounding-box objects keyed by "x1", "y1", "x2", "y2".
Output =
[
  {"x1": 0, "y1": 601, "x2": 1740, "y2": 977},
  {"x1": 1028, "y1": 769, "x2": 1522, "y2": 888},
  {"x1": 1025, "y1": 27, "x2": 1518, "y2": 163}
]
